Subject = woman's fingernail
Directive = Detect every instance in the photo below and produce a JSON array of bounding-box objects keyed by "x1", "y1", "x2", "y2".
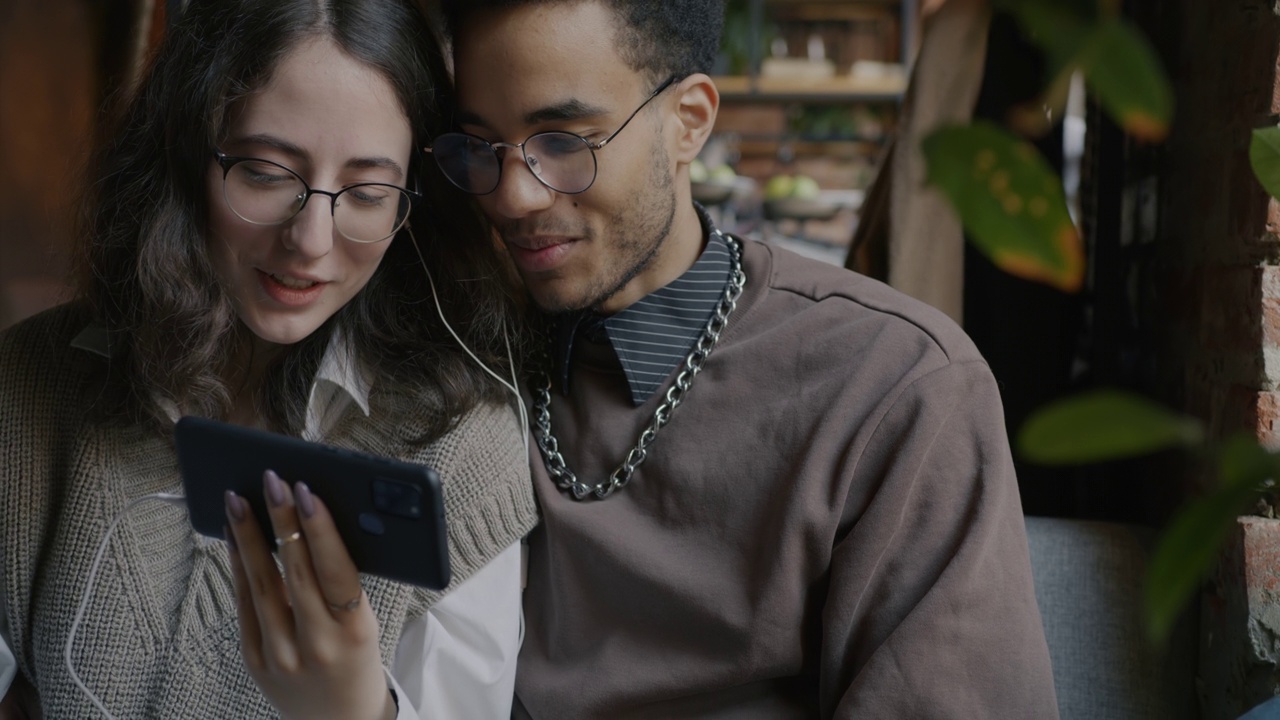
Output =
[
  {"x1": 265, "y1": 469, "x2": 287, "y2": 508},
  {"x1": 225, "y1": 490, "x2": 246, "y2": 522},
  {"x1": 224, "y1": 524, "x2": 238, "y2": 553},
  {"x1": 295, "y1": 482, "x2": 317, "y2": 519}
]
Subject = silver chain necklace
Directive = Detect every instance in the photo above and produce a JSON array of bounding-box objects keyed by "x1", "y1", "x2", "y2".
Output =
[{"x1": 532, "y1": 233, "x2": 747, "y2": 500}]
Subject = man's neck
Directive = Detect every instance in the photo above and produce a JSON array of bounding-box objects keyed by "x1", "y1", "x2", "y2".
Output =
[{"x1": 596, "y1": 198, "x2": 707, "y2": 315}]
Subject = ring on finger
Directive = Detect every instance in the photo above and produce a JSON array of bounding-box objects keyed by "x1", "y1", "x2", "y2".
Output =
[
  {"x1": 327, "y1": 595, "x2": 361, "y2": 612},
  {"x1": 275, "y1": 531, "x2": 303, "y2": 547}
]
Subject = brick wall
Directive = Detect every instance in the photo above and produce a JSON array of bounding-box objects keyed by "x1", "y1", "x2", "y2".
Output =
[
  {"x1": 1145, "y1": 0, "x2": 1280, "y2": 452},
  {"x1": 1135, "y1": 0, "x2": 1280, "y2": 716}
]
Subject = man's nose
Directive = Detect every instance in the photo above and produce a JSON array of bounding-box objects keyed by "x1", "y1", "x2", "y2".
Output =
[{"x1": 487, "y1": 148, "x2": 557, "y2": 219}]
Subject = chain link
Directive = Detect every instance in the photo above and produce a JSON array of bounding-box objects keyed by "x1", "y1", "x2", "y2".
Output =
[{"x1": 532, "y1": 234, "x2": 747, "y2": 500}]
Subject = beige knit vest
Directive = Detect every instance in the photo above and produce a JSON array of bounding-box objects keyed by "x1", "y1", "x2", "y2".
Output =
[{"x1": 0, "y1": 303, "x2": 538, "y2": 718}]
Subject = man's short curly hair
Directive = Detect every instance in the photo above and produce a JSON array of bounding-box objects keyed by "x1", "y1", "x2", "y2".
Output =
[{"x1": 440, "y1": 0, "x2": 726, "y2": 81}]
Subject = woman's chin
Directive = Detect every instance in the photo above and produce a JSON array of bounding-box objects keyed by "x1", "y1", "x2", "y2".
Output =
[{"x1": 240, "y1": 314, "x2": 322, "y2": 348}]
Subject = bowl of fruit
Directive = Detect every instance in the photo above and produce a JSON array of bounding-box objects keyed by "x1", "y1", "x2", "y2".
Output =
[
  {"x1": 762, "y1": 174, "x2": 839, "y2": 221},
  {"x1": 689, "y1": 159, "x2": 737, "y2": 206}
]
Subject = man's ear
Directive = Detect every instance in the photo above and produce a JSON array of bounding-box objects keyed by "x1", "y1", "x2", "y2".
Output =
[{"x1": 670, "y1": 73, "x2": 719, "y2": 164}]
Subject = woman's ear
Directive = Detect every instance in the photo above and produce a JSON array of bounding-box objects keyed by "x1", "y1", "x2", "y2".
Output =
[{"x1": 670, "y1": 73, "x2": 720, "y2": 165}]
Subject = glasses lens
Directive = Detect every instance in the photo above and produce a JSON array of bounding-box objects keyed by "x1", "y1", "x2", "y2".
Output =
[
  {"x1": 333, "y1": 185, "x2": 413, "y2": 243},
  {"x1": 524, "y1": 132, "x2": 596, "y2": 194},
  {"x1": 223, "y1": 159, "x2": 307, "y2": 224},
  {"x1": 431, "y1": 133, "x2": 501, "y2": 195}
]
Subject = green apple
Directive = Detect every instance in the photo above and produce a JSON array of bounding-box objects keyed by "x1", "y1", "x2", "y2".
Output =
[
  {"x1": 709, "y1": 164, "x2": 737, "y2": 185},
  {"x1": 690, "y1": 159, "x2": 709, "y2": 183},
  {"x1": 791, "y1": 175, "x2": 821, "y2": 199},
  {"x1": 764, "y1": 174, "x2": 795, "y2": 200}
]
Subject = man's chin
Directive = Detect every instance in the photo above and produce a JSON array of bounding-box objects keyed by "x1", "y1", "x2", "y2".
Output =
[{"x1": 526, "y1": 285, "x2": 591, "y2": 315}]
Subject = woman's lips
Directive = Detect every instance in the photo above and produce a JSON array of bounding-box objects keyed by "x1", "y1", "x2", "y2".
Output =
[
  {"x1": 257, "y1": 269, "x2": 326, "y2": 307},
  {"x1": 507, "y1": 238, "x2": 577, "y2": 274}
]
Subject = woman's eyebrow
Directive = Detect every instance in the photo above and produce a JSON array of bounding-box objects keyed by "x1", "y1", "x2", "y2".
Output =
[
  {"x1": 235, "y1": 133, "x2": 307, "y2": 158},
  {"x1": 345, "y1": 156, "x2": 404, "y2": 177},
  {"x1": 230, "y1": 133, "x2": 403, "y2": 177}
]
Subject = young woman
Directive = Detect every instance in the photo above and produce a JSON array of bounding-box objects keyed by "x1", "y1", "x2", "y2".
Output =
[{"x1": 0, "y1": 1, "x2": 536, "y2": 718}]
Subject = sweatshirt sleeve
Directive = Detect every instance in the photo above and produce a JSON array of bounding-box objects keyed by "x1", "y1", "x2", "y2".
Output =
[{"x1": 821, "y1": 360, "x2": 1060, "y2": 719}]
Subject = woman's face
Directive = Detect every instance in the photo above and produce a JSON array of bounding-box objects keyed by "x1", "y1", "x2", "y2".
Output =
[{"x1": 206, "y1": 36, "x2": 413, "y2": 348}]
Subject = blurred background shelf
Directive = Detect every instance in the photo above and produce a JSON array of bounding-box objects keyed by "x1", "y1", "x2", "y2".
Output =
[
  {"x1": 712, "y1": 74, "x2": 907, "y2": 102},
  {"x1": 708, "y1": 0, "x2": 919, "y2": 264}
]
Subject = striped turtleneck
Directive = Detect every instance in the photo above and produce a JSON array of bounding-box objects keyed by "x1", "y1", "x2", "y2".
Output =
[{"x1": 552, "y1": 205, "x2": 733, "y2": 406}]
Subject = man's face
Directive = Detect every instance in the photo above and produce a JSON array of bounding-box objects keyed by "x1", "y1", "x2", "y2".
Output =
[{"x1": 452, "y1": 1, "x2": 680, "y2": 314}]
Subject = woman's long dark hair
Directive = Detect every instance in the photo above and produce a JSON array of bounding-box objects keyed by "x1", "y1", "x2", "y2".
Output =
[{"x1": 79, "y1": 0, "x2": 525, "y2": 438}]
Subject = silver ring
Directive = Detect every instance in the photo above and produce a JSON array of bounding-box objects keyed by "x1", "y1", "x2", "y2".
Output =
[
  {"x1": 274, "y1": 531, "x2": 302, "y2": 547},
  {"x1": 327, "y1": 596, "x2": 361, "y2": 612}
]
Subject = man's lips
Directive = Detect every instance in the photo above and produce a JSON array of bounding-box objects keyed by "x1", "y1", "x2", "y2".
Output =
[
  {"x1": 506, "y1": 235, "x2": 575, "y2": 251},
  {"x1": 505, "y1": 236, "x2": 579, "y2": 273}
]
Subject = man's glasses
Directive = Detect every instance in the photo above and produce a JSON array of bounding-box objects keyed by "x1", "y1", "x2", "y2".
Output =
[
  {"x1": 214, "y1": 151, "x2": 420, "y2": 244},
  {"x1": 426, "y1": 75, "x2": 679, "y2": 196}
]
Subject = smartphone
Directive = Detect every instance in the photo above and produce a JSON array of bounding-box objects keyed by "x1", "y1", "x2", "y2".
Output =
[{"x1": 174, "y1": 415, "x2": 451, "y2": 590}]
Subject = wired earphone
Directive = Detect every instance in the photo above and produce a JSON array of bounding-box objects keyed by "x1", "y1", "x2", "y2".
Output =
[{"x1": 64, "y1": 226, "x2": 527, "y2": 718}]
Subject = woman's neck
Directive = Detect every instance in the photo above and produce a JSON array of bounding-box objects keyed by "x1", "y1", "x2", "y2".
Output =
[{"x1": 223, "y1": 334, "x2": 281, "y2": 429}]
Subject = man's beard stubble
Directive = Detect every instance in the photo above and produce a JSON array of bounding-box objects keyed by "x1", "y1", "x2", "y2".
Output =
[{"x1": 496, "y1": 136, "x2": 677, "y2": 316}]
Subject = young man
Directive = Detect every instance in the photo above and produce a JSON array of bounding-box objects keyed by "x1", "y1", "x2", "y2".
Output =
[{"x1": 434, "y1": 1, "x2": 1059, "y2": 717}]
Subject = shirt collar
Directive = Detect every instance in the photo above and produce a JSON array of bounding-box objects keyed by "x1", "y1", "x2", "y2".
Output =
[
  {"x1": 552, "y1": 203, "x2": 733, "y2": 406},
  {"x1": 70, "y1": 323, "x2": 373, "y2": 435},
  {"x1": 311, "y1": 325, "x2": 373, "y2": 417}
]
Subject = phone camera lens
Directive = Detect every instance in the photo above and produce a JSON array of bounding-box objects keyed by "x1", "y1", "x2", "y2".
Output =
[{"x1": 372, "y1": 477, "x2": 424, "y2": 519}]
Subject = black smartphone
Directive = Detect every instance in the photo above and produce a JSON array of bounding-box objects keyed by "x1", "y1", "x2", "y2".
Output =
[{"x1": 174, "y1": 415, "x2": 451, "y2": 590}]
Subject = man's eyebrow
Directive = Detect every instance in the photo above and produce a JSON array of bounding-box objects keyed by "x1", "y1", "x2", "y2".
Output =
[
  {"x1": 523, "y1": 98, "x2": 610, "y2": 126},
  {"x1": 232, "y1": 133, "x2": 403, "y2": 177},
  {"x1": 455, "y1": 98, "x2": 612, "y2": 130}
]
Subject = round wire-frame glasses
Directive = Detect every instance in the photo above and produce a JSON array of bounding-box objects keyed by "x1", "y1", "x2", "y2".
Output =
[
  {"x1": 213, "y1": 151, "x2": 421, "y2": 244},
  {"x1": 425, "y1": 74, "x2": 680, "y2": 196}
]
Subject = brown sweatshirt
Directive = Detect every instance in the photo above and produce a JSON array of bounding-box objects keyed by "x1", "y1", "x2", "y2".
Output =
[{"x1": 514, "y1": 238, "x2": 1059, "y2": 719}]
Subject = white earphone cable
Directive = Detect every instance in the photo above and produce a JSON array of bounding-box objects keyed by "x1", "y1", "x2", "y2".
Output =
[
  {"x1": 407, "y1": 228, "x2": 530, "y2": 455},
  {"x1": 68, "y1": 492, "x2": 186, "y2": 719},
  {"x1": 68, "y1": 231, "x2": 528, "y2": 717}
]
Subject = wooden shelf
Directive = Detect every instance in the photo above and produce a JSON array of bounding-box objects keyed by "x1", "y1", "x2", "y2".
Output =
[
  {"x1": 766, "y1": 0, "x2": 902, "y2": 22},
  {"x1": 712, "y1": 74, "x2": 906, "y2": 102}
]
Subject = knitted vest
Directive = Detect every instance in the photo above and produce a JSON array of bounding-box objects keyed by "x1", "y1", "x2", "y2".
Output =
[{"x1": 0, "y1": 303, "x2": 538, "y2": 718}]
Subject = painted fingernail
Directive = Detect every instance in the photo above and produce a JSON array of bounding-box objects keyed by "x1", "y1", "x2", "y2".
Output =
[
  {"x1": 225, "y1": 490, "x2": 246, "y2": 522},
  {"x1": 224, "y1": 524, "x2": 238, "y2": 553},
  {"x1": 295, "y1": 482, "x2": 317, "y2": 519},
  {"x1": 265, "y1": 469, "x2": 287, "y2": 508}
]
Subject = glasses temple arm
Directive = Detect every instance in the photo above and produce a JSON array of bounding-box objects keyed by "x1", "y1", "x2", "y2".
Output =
[{"x1": 592, "y1": 74, "x2": 681, "y2": 150}]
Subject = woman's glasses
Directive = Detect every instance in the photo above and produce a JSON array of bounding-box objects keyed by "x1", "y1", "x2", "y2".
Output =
[
  {"x1": 214, "y1": 151, "x2": 420, "y2": 244},
  {"x1": 426, "y1": 75, "x2": 679, "y2": 196}
]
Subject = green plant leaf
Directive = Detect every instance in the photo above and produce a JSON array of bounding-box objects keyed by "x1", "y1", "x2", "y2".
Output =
[
  {"x1": 1250, "y1": 127, "x2": 1280, "y2": 201},
  {"x1": 1144, "y1": 436, "x2": 1277, "y2": 641},
  {"x1": 923, "y1": 122, "x2": 1085, "y2": 292},
  {"x1": 1002, "y1": 0, "x2": 1097, "y2": 70},
  {"x1": 1077, "y1": 19, "x2": 1173, "y2": 141},
  {"x1": 1017, "y1": 389, "x2": 1203, "y2": 465},
  {"x1": 1001, "y1": 2, "x2": 1172, "y2": 141},
  {"x1": 1144, "y1": 485, "x2": 1256, "y2": 641},
  {"x1": 1218, "y1": 433, "x2": 1280, "y2": 491}
]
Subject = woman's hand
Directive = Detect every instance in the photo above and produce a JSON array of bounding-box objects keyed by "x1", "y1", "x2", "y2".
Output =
[{"x1": 225, "y1": 470, "x2": 396, "y2": 720}]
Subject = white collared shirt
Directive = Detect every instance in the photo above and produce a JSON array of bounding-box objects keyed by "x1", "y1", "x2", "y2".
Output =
[{"x1": 0, "y1": 326, "x2": 523, "y2": 718}]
